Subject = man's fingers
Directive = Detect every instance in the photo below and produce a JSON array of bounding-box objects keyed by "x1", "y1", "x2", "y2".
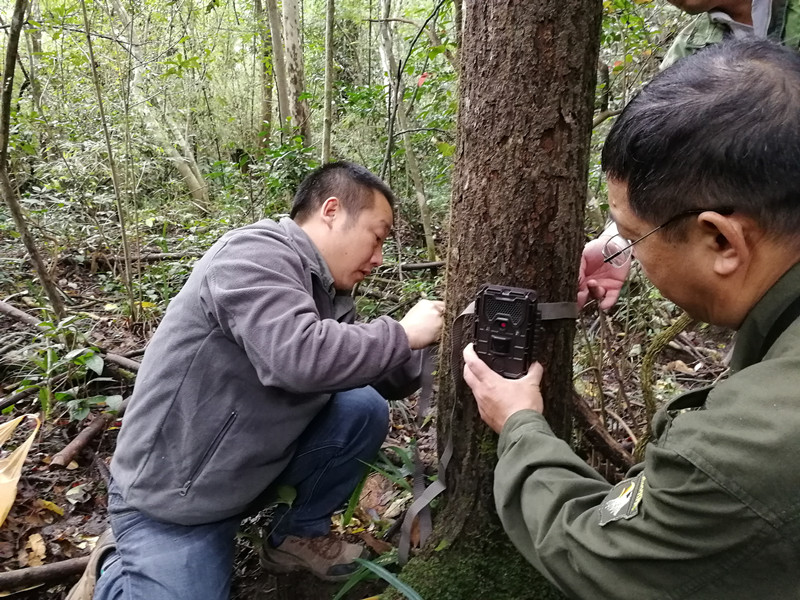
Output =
[
  {"x1": 598, "y1": 294, "x2": 618, "y2": 311},
  {"x1": 463, "y1": 342, "x2": 496, "y2": 387},
  {"x1": 586, "y1": 280, "x2": 607, "y2": 300},
  {"x1": 523, "y1": 361, "x2": 544, "y2": 384}
]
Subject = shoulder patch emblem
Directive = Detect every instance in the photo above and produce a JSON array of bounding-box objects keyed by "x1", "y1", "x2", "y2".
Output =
[{"x1": 599, "y1": 472, "x2": 646, "y2": 527}]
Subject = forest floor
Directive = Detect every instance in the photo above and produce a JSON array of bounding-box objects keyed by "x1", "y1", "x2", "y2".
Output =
[{"x1": 0, "y1": 232, "x2": 733, "y2": 599}]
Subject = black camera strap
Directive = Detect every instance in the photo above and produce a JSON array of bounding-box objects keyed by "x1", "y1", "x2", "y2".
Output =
[{"x1": 397, "y1": 297, "x2": 577, "y2": 564}]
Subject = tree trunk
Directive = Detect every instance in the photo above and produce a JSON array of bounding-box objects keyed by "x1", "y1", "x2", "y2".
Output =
[
  {"x1": 80, "y1": 0, "x2": 137, "y2": 320},
  {"x1": 266, "y1": 0, "x2": 291, "y2": 135},
  {"x1": 321, "y1": 0, "x2": 335, "y2": 162},
  {"x1": 282, "y1": 0, "x2": 311, "y2": 142},
  {"x1": 378, "y1": 0, "x2": 437, "y2": 261},
  {"x1": 453, "y1": 0, "x2": 463, "y2": 51},
  {"x1": 394, "y1": 1, "x2": 602, "y2": 598},
  {"x1": 396, "y1": 99, "x2": 437, "y2": 260},
  {"x1": 107, "y1": 0, "x2": 209, "y2": 208},
  {"x1": 254, "y1": 0, "x2": 273, "y2": 149},
  {"x1": 0, "y1": 0, "x2": 66, "y2": 320}
]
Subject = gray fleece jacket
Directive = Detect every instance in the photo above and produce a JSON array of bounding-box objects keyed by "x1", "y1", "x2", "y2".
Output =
[{"x1": 111, "y1": 217, "x2": 422, "y2": 525}]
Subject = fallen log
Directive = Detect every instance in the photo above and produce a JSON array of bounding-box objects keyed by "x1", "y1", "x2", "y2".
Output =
[
  {"x1": 50, "y1": 398, "x2": 129, "y2": 469},
  {"x1": 104, "y1": 353, "x2": 140, "y2": 372},
  {"x1": 397, "y1": 261, "x2": 445, "y2": 271},
  {"x1": 50, "y1": 413, "x2": 114, "y2": 469},
  {"x1": 0, "y1": 385, "x2": 40, "y2": 412},
  {"x1": 0, "y1": 299, "x2": 46, "y2": 330},
  {"x1": 0, "y1": 557, "x2": 89, "y2": 591}
]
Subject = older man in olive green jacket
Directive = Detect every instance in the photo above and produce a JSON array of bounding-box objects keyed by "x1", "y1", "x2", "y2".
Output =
[
  {"x1": 465, "y1": 40, "x2": 800, "y2": 599},
  {"x1": 579, "y1": 0, "x2": 800, "y2": 311}
]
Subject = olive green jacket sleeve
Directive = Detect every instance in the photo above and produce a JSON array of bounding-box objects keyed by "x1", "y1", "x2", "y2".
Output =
[
  {"x1": 495, "y1": 265, "x2": 800, "y2": 599},
  {"x1": 496, "y1": 336, "x2": 800, "y2": 600}
]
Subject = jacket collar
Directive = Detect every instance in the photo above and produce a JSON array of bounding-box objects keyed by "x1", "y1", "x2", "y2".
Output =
[
  {"x1": 709, "y1": 0, "x2": 774, "y2": 38},
  {"x1": 731, "y1": 261, "x2": 800, "y2": 372},
  {"x1": 278, "y1": 217, "x2": 336, "y2": 299}
]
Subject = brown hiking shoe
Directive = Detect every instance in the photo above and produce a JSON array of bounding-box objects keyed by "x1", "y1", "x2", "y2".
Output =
[
  {"x1": 259, "y1": 534, "x2": 368, "y2": 582},
  {"x1": 65, "y1": 529, "x2": 116, "y2": 600}
]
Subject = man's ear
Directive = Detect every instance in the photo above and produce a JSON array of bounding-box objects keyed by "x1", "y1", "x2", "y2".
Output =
[
  {"x1": 698, "y1": 211, "x2": 751, "y2": 277},
  {"x1": 320, "y1": 197, "x2": 340, "y2": 226}
]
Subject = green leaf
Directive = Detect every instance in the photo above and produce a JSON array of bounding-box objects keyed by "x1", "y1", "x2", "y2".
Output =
[
  {"x1": 63, "y1": 348, "x2": 86, "y2": 362},
  {"x1": 38, "y1": 387, "x2": 51, "y2": 416},
  {"x1": 56, "y1": 315, "x2": 79, "y2": 331},
  {"x1": 104, "y1": 395, "x2": 124, "y2": 412},
  {"x1": 434, "y1": 539, "x2": 450, "y2": 551},
  {"x1": 332, "y1": 564, "x2": 374, "y2": 600},
  {"x1": 353, "y1": 558, "x2": 424, "y2": 600},
  {"x1": 342, "y1": 471, "x2": 369, "y2": 527},
  {"x1": 66, "y1": 399, "x2": 88, "y2": 421},
  {"x1": 366, "y1": 463, "x2": 412, "y2": 492},
  {"x1": 437, "y1": 142, "x2": 455, "y2": 157},
  {"x1": 276, "y1": 485, "x2": 296, "y2": 506},
  {"x1": 385, "y1": 445, "x2": 414, "y2": 471},
  {"x1": 333, "y1": 551, "x2": 398, "y2": 600},
  {"x1": 85, "y1": 353, "x2": 104, "y2": 375}
]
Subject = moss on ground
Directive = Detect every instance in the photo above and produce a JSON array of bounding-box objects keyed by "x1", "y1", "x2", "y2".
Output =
[{"x1": 382, "y1": 530, "x2": 566, "y2": 600}]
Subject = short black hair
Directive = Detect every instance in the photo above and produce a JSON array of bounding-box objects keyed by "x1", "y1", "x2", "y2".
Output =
[
  {"x1": 602, "y1": 39, "x2": 800, "y2": 239},
  {"x1": 290, "y1": 161, "x2": 396, "y2": 223}
]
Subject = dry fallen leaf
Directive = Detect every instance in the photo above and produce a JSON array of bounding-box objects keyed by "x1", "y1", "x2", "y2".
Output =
[
  {"x1": 25, "y1": 533, "x2": 46, "y2": 567},
  {"x1": 36, "y1": 498, "x2": 64, "y2": 516},
  {"x1": 65, "y1": 483, "x2": 91, "y2": 505},
  {"x1": 666, "y1": 360, "x2": 695, "y2": 375},
  {"x1": 357, "y1": 531, "x2": 393, "y2": 555}
]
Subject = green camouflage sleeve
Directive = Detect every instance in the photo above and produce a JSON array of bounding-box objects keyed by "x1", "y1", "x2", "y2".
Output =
[{"x1": 661, "y1": 14, "x2": 725, "y2": 69}]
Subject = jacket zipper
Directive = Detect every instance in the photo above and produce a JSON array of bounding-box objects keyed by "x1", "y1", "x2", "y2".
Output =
[{"x1": 179, "y1": 411, "x2": 237, "y2": 497}]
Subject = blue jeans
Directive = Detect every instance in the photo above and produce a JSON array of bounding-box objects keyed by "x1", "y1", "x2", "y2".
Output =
[{"x1": 95, "y1": 386, "x2": 389, "y2": 600}]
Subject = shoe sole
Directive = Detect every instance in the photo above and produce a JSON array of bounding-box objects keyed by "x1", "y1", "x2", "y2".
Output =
[{"x1": 258, "y1": 551, "x2": 356, "y2": 582}]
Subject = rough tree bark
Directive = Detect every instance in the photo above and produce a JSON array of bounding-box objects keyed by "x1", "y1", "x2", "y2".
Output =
[
  {"x1": 282, "y1": 0, "x2": 311, "y2": 142},
  {"x1": 254, "y1": 0, "x2": 273, "y2": 149},
  {"x1": 321, "y1": 0, "x2": 335, "y2": 162},
  {"x1": 0, "y1": 0, "x2": 66, "y2": 320},
  {"x1": 392, "y1": 1, "x2": 602, "y2": 599}
]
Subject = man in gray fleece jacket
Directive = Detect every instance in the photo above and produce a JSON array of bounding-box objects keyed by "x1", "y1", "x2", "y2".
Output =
[{"x1": 71, "y1": 162, "x2": 444, "y2": 600}]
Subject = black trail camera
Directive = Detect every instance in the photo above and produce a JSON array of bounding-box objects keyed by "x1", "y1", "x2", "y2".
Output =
[{"x1": 473, "y1": 284, "x2": 540, "y2": 379}]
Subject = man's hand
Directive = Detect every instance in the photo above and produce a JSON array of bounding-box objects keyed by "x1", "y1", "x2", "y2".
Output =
[
  {"x1": 578, "y1": 237, "x2": 630, "y2": 310},
  {"x1": 462, "y1": 343, "x2": 543, "y2": 433},
  {"x1": 399, "y1": 299, "x2": 445, "y2": 349}
]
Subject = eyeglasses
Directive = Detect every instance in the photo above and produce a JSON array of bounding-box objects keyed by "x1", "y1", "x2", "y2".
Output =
[{"x1": 602, "y1": 207, "x2": 735, "y2": 267}]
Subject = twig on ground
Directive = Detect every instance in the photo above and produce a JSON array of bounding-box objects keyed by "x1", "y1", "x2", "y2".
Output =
[
  {"x1": 0, "y1": 556, "x2": 89, "y2": 590},
  {"x1": 604, "y1": 408, "x2": 638, "y2": 446},
  {"x1": 0, "y1": 299, "x2": 45, "y2": 329},
  {"x1": 572, "y1": 393, "x2": 635, "y2": 472},
  {"x1": 0, "y1": 385, "x2": 40, "y2": 412},
  {"x1": 50, "y1": 413, "x2": 115, "y2": 469},
  {"x1": 104, "y1": 353, "x2": 140, "y2": 372}
]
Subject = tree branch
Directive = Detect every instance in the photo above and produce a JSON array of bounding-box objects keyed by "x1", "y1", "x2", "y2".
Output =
[
  {"x1": 0, "y1": 557, "x2": 90, "y2": 590},
  {"x1": 572, "y1": 392, "x2": 635, "y2": 472},
  {"x1": 366, "y1": 17, "x2": 456, "y2": 68},
  {"x1": 592, "y1": 108, "x2": 622, "y2": 128}
]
